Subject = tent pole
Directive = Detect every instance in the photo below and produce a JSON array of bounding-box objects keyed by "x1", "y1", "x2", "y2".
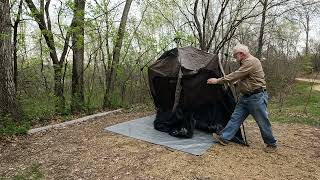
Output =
[
  {"x1": 172, "y1": 68, "x2": 182, "y2": 112},
  {"x1": 172, "y1": 37, "x2": 182, "y2": 112},
  {"x1": 219, "y1": 54, "x2": 249, "y2": 146}
]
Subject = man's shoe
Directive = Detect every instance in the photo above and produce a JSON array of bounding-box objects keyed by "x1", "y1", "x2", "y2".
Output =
[
  {"x1": 212, "y1": 133, "x2": 228, "y2": 146},
  {"x1": 264, "y1": 144, "x2": 277, "y2": 153}
]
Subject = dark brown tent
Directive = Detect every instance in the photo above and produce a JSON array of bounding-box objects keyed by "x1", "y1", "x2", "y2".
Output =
[{"x1": 148, "y1": 46, "x2": 244, "y2": 143}]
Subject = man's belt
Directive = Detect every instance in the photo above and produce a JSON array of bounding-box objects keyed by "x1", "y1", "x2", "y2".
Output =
[{"x1": 243, "y1": 87, "x2": 266, "y2": 97}]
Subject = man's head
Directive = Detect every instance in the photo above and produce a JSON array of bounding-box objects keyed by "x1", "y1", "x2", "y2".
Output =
[{"x1": 233, "y1": 44, "x2": 250, "y2": 62}]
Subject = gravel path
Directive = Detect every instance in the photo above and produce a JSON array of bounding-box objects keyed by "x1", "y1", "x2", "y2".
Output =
[
  {"x1": 1, "y1": 110, "x2": 320, "y2": 179},
  {"x1": 296, "y1": 78, "x2": 320, "y2": 91},
  {"x1": 295, "y1": 78, "x2": 320, "y2": 84}
]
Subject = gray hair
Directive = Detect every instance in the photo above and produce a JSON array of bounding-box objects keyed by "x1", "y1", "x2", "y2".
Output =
[{"x1": 233, "y1": 44, "x2": 250, "y2": 55}]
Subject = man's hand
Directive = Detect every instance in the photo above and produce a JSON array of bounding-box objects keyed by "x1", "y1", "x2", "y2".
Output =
[{"x1": 207, "y1": 78, "x2": 219, "y2": 84}]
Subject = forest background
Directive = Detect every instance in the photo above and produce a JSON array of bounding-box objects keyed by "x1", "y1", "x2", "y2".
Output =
[{"x1": 0, "y1": 0, "x2": 320, "y2": 135}]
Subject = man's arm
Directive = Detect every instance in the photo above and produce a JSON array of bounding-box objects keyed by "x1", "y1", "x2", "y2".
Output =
[
  {"x1": 207, "y1": 60, "x2": 253, "y2": 85},
  {"x1": 217, "y1": 60, "x2": 253, "y2": 84}
]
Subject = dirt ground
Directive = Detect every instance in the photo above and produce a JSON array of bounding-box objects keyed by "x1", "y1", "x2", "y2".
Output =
[{"x1": 1, "y1": 110, "x2": 320, "y2": 179}]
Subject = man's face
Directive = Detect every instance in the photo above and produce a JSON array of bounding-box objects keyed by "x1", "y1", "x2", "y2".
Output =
[{"x1": 233, "y1": 51, "x2": 244, "y2": 62}]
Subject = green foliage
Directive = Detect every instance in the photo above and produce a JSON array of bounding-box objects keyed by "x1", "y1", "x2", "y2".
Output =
[
  {"x1": 299, "y1": 55, "x2": 314, "y2": 74},
  {"x1": 0, "y1": 114, "x2": 30, "y2": 135},
  {"x1": 71, "y1": 94, "x2": 85, "y2": 113},
  {"x1": 174, "y1": 31, "x2": 197, "y2": 47},
  {"x1": 20, "y1": 92, "x2": 57, "y2": 125},
  {"x1": 263, "y1": 58, "x2": 297, "y2": 96},
  {"x1": 311, "y1": 54, "x2": 320, "y2": 72},
  {"x1": 0, "y1": 33, "x2": 11, "y2": 41},
  {"x1": 65, "y1": 0, "x2": 75, "y2": 10},
  {"x1": 13, "y1": 162, "x2": 43, "y2": 180},
  {"x1": 106, "y1": 90, "x2": 127, "y2": 108},
  {"x1": 84, "y1": 85, "x2": 105, "y2": 113},
  {"x1": 269, "y1": 81, "x2": 320, "y2": 126}
]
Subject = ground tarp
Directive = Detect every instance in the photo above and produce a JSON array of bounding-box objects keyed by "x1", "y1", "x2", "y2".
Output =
[{"x1": 105, "y1": 115, "x2": 215, "y2": 156}]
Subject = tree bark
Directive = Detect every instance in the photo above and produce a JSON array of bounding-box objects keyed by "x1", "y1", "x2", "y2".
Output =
[
  {"x1": 305, "y1": 14, "x2": 310, "y2": 56},
  {"x1": 53, "y1": 64, "x2": 65, "y2": 113},
  {"x1": 71, "y1": 0, "x2": 85, "y2": 113},
  {"x1": 13, "y1": 0, "x2": 23, "y2": 90},
  {"x1": 256, "y1": 0, "x2": 268, "y2": 59},
  {"x1": 104, "y1": 0, "x2": 133, "y2": 108},
  {"x1": 0, "y1": 0, "x2": 19, "y2": 119}
]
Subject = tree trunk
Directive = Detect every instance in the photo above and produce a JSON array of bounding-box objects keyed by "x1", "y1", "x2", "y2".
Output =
[
  {"x1": 256, "y1": 0, "x2": 268, "y2": 59},
  {"x1": 0, "y1": 0, "x2": 19, "y2": 119},
  {"x1": 305, "y1": 14, "x2": 310, "y2": 56},
  {"x1": 13, "y1": 0, "x2": 23, "y2": 90},
  {"x1": 53, "y1": 64, "x2": 65, "y2": 113},
  {"x1": 25, "y1": 0, "x2": 74, "y2": 113},
  {"x1": 71, "y1": 0, "x2": 85, "y2": 113},
  {"x1": 104, "y1": 0, "x2": 133, "y2": 108}
]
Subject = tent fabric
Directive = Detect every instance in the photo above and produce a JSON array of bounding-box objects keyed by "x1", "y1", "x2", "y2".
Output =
[{"x1": 148, "y1": 46, "x2": 244, "y2": 144}]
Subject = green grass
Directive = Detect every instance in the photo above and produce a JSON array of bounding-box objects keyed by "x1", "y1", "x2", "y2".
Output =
[{"x1": 269, "y1": 81, "x2": 320, "y2": 126}]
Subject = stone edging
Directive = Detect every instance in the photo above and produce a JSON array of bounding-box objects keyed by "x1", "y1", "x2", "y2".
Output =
[{"x1": 27, "y1": 109, "x2": 123, "y2": 134}]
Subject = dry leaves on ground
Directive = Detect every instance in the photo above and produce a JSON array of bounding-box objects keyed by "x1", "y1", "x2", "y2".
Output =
[{"x1": 1, "y1": 111, "x2": 320, "y2": 179}]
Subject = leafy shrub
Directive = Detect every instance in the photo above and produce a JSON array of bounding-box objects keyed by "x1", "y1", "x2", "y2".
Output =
[
  {"x1": 19, "y1": 92, "x2": 57, "y2": 125},
  {"x1": 0, "y1": 114, "x2": 30, "y2": 135},
  {"x1": 262, "y1": 56, "x2": 297, "y2": 97},
  {"x1": 299, "y1": 55, "x2": 314, "y2": 74},
  {"x1": 311, "y1": 54, "x2": 320, "y2": 72}
]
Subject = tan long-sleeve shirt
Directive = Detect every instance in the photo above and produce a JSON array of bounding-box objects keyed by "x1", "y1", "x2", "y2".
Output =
[{"x1": 217, "y1": 55, "x2": 266, "y2": 95}]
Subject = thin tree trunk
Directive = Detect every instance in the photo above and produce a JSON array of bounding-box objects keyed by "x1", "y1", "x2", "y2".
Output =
[
  {"x1": 257, "y1": 0, "x2": 268, "y2": 59},
  {"x1": 40, "y1": 37, "x2": 49, "y2": 90},
  {"x1": 71, "y1": 0, "x2": 85, "y2": 113},
  {"x1": 305, "y1": 14, "x2": 310, "y2": 56},
  {"x1": 13, "y1": 0, "x2": 23, "y2": 90},
  {"x1": 104, "y1": 0, "x2": 133, "y2": 108},
  {"x1": 53, "y1": 64, "x2": 65, "y2": 113},
  {"x1": 0, "y1": 0, "x2": 19, "y2": 119}
]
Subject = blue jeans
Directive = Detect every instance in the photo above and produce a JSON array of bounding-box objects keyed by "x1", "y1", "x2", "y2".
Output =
[{"x1": 219, "y1": 91, "x2": 277, "y2": 145}]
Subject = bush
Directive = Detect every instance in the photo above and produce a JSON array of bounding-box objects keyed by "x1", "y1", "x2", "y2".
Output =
[
  {"x1": 263, "y1": 57, "x2": 297, "y2": 97},
  {"x1": 311, "y1": 54, "x2": 320, "y2": 72},
  {"x1": 19, "y1": 92, "x2": 57, "y2": 125},
  {"x1": 0, "y1": 114, "x2": 30, "y2": 135},
  {"x1": 299, "y1": 55, "x2": 314, "y2": 75}
]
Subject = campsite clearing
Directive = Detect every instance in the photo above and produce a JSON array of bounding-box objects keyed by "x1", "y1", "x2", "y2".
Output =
[
  {"x1": 1, "y1": 110, "x2": 319, "y2": 179},
  {"x1": 1, "y1": 81, "x2": 320, "y2": 179}
]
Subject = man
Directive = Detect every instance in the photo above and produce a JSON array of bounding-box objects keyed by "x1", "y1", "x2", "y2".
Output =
[{"x1": 207, "y1": 44, "x2": 277, "y2": 153}]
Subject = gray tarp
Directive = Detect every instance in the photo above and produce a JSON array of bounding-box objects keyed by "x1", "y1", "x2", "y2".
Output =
[{"x1": 105, "y1": 115, "x2": 215, "y2": 156}]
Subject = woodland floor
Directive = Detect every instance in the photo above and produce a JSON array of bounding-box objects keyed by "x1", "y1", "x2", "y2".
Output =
[{"x1": 1, "y1": 110, "x2": 320, "y2": 179}]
